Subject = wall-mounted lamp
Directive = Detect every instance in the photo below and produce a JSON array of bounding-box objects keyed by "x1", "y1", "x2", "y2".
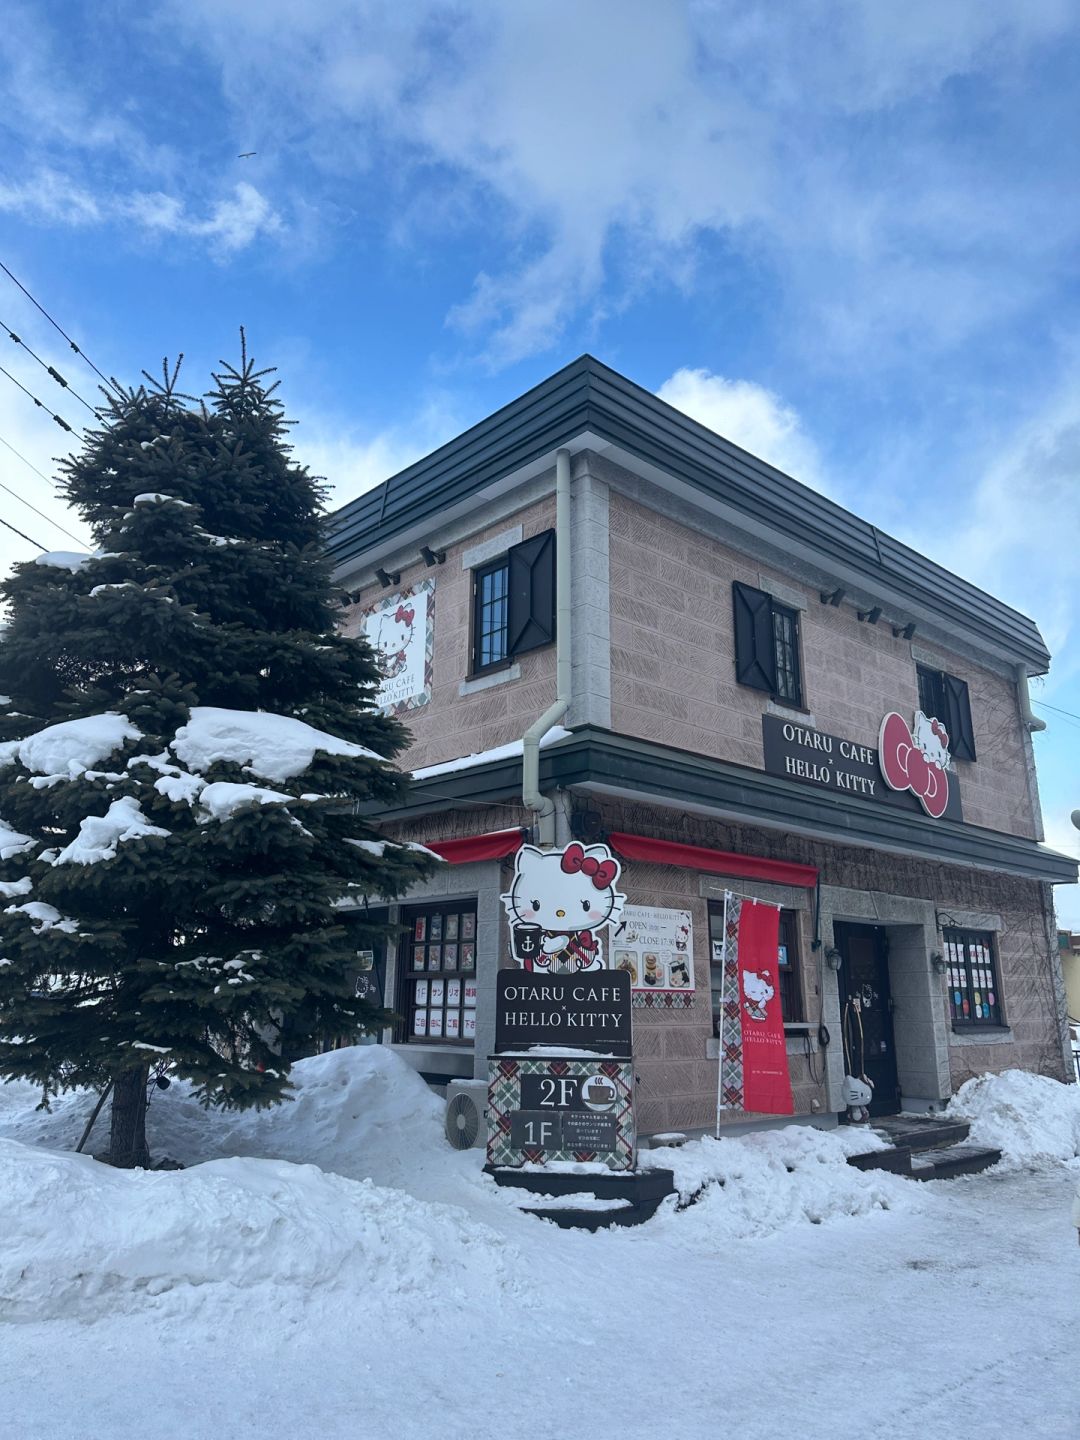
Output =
[
  {"x1": 935, "y1": 910, "x2": 962, "y2": 931},
  {"x1": 820, "y1": 587, "x2": 846, "y2": 607},
  {"x1": 420, "y1": 545, "x2": 446, "y2": 567},
  {"x1": 930, "y1": 951, "x2": 947, "y2": 974},
  {"x1": 858, "y1": 606, "x2": 883, "y2": 625},
  {"x1": 375, "y1": 567, "x2": 400, "y2": 589},
  {"x1": 892, "y1": 621, "x2": 917, "y2": 640},
  {"x1": 825, "y1": 946, "x2": 843, "y2": 970}
]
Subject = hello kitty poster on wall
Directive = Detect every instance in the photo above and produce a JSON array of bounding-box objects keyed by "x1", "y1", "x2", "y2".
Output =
[
  {"x1": 360, "y1": 579, "x2": 435, "y2": 713},
  {"x1": 500, "y1": 842, "x2": 627, "y2": 974}
]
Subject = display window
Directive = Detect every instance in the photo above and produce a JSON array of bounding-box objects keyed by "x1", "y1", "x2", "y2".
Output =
[{"x1": 399, "y1": 900, "x2": 478, "y2": 1045}]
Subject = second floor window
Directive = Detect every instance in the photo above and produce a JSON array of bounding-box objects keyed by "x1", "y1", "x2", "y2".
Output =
[
  {"x1": 916, "y1": 664, "x2": 977, "y2": 762},
  {"x1": 732, "y1": 581, "x2": 804, "y2": 709},
  {"x1": 470, "y1": 529, "x2": 556, "y2": 674}
]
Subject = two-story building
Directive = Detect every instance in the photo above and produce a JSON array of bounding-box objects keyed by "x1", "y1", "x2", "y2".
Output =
[{"x1": 327, "y1": 357, "x2": 1078, "y2": 1133}]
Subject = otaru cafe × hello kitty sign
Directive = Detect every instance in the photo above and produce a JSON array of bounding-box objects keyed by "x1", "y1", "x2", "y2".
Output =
[{"x1": 488, "y1": 843, "x2": 637, "y2": 1169}]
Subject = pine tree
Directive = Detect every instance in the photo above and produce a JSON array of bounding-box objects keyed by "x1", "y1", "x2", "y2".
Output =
[{"x1": 0, "y1": 344, "x2": 434, "y2": 1166}]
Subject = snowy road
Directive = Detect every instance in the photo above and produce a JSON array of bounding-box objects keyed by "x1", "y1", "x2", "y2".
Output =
[{"x1": 2, "y1": 1053, "x2": 1078, "y2": 1440}]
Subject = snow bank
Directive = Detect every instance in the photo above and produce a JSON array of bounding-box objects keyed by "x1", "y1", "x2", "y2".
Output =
[
  {"x1": 948, "y1": 1068, "x2": 1080, "y2": 1166},
  {"x1": 12, "y1": 712, "x2": 142, "y2": 777},
  {"x1": 0, "y1": 1138, "x2": 517, "y2": 1323},
  {"x1": 50, "y1": 795, "x2": 170, "y2": 865},
  {"x1": 643, "y1": 1123, "x2": 912, "y2": 1239},
  {"x1": 172, "y1": 707, "x2": 380, "y2": 783}
]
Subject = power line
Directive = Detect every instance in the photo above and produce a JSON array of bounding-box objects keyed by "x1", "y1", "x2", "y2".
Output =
[
  {"x1": 0, "y1": 362, "x2": 79, "y2": 435},
  {"x1": 0, "y1": 512, "x2": 45, "y2": 549},
  {"x1": 1032, "y1": 698, "x2": 1080, "y2": 727},
  {"x1": 0, "y1": 318, "x2": 97, "y2": 415},
  {"x1": 0, "y1": 434, "x2": 85, "y2": 545},
  {"x1": 0, "y1": 260, "x2": 123, "y2": 401}
]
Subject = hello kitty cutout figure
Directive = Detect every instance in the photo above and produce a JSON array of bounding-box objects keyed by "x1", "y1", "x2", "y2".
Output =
[
  {"x1": 879, "y1": 709, "x2": 952, "y2": 819},
  {"x1": 371, "y1": 602, "x2": 416, "y2": 681},
  {"x1": 501, "y1": 842, "x2": 627, "y2": 974}
]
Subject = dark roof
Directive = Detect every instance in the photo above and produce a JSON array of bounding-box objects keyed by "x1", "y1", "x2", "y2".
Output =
[
  {"x1": 326, "y1": 355, "x2": 1050, "y2": 671},
  {"x1": 374, "y1": 726, "x2": 1078, "y2": 885}
]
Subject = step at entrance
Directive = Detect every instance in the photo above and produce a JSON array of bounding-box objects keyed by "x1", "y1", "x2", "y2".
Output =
[
  {"x1": 486, "y1": 1164, "x2": 676, "y2": 1229},
  {"x1": 847, "y1": 1112, "x2": 1002, "y2": 1182}
]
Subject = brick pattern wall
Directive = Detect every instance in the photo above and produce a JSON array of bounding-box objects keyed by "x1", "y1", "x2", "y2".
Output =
[
  {"x1": 607, "y1": 489, "x2": 1037, "y2": 840},
  {"x1": 340, "y1": 498, "x2": 557, "y2": 773}
]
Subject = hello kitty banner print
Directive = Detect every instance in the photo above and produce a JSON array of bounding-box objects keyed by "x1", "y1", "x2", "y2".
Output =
[
  {"x1": 717, "y1": 894, "x2": 792, "y2": 1129},
  {"x1": 361, "y1": 579, "x2": 435, "y2": 714},
  {"x1": 501, "y1": 842, "x2": 626, "y2": 974}
]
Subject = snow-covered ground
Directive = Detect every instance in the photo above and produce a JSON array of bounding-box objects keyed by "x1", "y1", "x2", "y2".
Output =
[{"x1": 1, "y1": 1052, "x2": 1078, "y2": 1440}]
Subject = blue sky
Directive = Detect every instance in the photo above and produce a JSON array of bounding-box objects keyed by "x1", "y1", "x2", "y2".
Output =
[{"x1": 0, "y1": 0, "x2": 1078, "y2": 920}]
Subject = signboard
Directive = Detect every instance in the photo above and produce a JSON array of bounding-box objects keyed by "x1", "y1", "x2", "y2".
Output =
[
  {"x1": 360, "y1": 578, "x2": 435, "y2": 714},
  {"x1": 500, "y1": 842, "x2": 626, "y2": 974},
  {"x1": 487, "y1": 1055, "x2": 635, "y2": 1170},
  {"x1": 716, "y1": 894, "x2": 793, "y2": 1121},
  {"x1": 762, "y1": 715, "x2": 962, "y2": 822},
  {"x1": 612, "y1": 904, "x2": 694, "y2": 1010},
  {"x1": 494, "y1": 970, "x2": 632, "y2": 1056}
]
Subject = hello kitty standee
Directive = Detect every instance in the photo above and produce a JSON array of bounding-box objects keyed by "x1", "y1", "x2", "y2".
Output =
[{"x1": 501, "y1": 842, "x2": 627, "y2": 974}]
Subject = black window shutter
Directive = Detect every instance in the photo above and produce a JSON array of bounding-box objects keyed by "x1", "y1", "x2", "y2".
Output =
[
  {"x1": 732, "y1": 582, "x2": 778, "y2": 693},
  {"x1": 507, "y1": 529, "x2": 556, "y2": 656},
  {"x1": 943, "y1": 673, "x2": 977, "y2": 761}
]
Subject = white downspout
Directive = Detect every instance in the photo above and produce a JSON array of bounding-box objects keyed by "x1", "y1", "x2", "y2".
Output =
[
  {"x1": 1016, "y1": 664, "x2": 1047, "y2": 732},
  {"x1": 522, "y1": 447, "x2": 572, "y2": 847}
]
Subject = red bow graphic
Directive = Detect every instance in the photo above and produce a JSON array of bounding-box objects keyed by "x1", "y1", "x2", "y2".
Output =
[
  {"x1": 560, "y1": 842, "x2": 618, "y2": 889},
  {"x1": 394, "y1": 605, "x2": 414, "y2": 625}
]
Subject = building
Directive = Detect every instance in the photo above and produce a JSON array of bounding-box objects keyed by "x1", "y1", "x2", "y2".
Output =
[{"x1": 327, "y1": 356, "x2": 1078, "y2": 1132}]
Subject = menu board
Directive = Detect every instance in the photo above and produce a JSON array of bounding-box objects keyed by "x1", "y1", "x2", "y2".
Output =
[{"x1": 611, "y1": 905, "x2": 695, "y2": 997}]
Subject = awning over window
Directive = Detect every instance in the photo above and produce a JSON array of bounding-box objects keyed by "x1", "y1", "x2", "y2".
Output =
[
  {"x1": 426, "y1": 828, "x2": 526, "y2": 864},
  {"x1": 607, "y1": 831, "x2": 818, "y2": 889}
]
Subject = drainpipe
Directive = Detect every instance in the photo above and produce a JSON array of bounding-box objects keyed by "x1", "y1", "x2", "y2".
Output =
[
  {"x1": 1016, "y1": 664, "x2": 1047, "y2": 732},
  {"x1": 522, "y1": 448, "x2": 572, "y2": 847}
]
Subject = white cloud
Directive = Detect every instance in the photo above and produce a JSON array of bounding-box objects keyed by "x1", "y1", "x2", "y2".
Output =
[
  {"x1": 124, "y1": 183, "x2": 282, "y2": 256},
  {"x1": 656, "y1": 368, "x2": 826, "y2": 491},
  {"x1": 0, "y1": 169, "x2": 102, "y2": 225}
]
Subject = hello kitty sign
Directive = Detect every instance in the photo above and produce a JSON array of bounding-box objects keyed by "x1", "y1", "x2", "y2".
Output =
[
  {"x1": 879, "y1": 709, "x2": 951, "y2": 819},
  {"x1": 501, "y1": 842, "x2": 627, "y2": 974},
  {"x1": 361, "y1": 580, "x2": 435, "y2": 714}
]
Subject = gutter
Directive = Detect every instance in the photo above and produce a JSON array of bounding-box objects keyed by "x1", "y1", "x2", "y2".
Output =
[
  {"x1": 1016, "y1": 665, "x2": 1047, "y2": 732},
  {"x1": 522, "y1": 447, "x2": 572, "y2": 846}
]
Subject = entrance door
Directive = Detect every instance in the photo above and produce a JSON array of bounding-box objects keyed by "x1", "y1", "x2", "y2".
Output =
[{"x1": 835, "y1": 923, "x2": 900, "y2": 1117}]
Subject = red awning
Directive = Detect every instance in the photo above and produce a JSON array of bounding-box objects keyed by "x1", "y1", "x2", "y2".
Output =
[
  {"x1": 426, "y1": 829, "x2": 526, "y2": 864},
  {"x1": 607, "y1": 831, "x2": 818, "y2": 888}
]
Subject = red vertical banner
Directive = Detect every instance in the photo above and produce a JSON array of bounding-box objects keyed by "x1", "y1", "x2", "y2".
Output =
[{"x1": 736, "y1": 900, "x2": 793, "y2": 1116}]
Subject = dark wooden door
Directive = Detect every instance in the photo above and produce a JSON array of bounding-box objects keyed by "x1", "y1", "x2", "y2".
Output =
[{"x1": 835, "y1": 923, "x2": 900, "y2": 1117}]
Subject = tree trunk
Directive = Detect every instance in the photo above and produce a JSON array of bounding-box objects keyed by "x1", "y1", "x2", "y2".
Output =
[{"x1": 107, "y1": 1065, "x2": 151, "y2": 1168}]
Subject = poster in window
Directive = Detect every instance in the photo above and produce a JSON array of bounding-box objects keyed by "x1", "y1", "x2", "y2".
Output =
[
  {"x1": 446, "y1": 914, "x2": 459, "y2": 940},
  {"x1": 429, "y1": 1011, "x2": 444, "y2": 1038},
  {"x1": 463, "y1": 1011, "x2": 476, "y2": 1040},
  {"x1": 428, "y1": 947, "x2": 442, "y2": 971},
  {"x1": 413, "y1": 946, "x2": 426, "y2": 971},
  {"x1": 359, "y1": 578, "x2": 435, "y2": 715},
  {"x1": 463, "y1": 979, "x2": 478, "y2": 1007},
  {"x1": 413, "y1": 1010, "x2": 427, "y2": 1037},
  {"x1": 430, "y1": 979, "x2": 445, "y2": 1007},
  {"x1": 462, "y1": 914, "x2": 476, "y2": 941},
  {"x1": 612, "y1": 905, "x2": 695, "y2": 1010},
  {"x1": 356, "y1": 949, "x2": 374, "y2": 972},
  {"x1": 446, "y1": 978, "x2": 461, "y2": 1007},
  {"x1": 461, "y1": 942, "x2": 476, "y2": 971},
  {"x1": 415, "y1": 980, "x2": 428, "y2": 1006},
  {"x1": 444, "y1": 943, "x2": 458, "y2": 969},
  {"x1": 445, "y1": 1012, "x2": 461, "y2": 1039},
  {"x1": 414, "y1": 917, "x2": 427, "y2": 942},
  {"x1": 430, "y1": 914, "x2": 443, "y2": 941}
]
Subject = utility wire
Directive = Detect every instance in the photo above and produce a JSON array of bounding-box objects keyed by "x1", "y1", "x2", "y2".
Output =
[
  {"x1": 0, "y1": 435, "x2": 84, "y2": 545},
  {"x1": 0, "y1": 260, "x2": 123, "y2": 400},
  {"x1": 0, "y1": 318, "x2": 97, "y2": 415},
  {"x1": 0, "y1": 362, "x2": 79, "y2": 435},
  {"x1": 0, "y1": 512, "x2": 45, "y2": 549},
  {"x1": 1032, "y1": 698, "x2": 1080, "y2": 727}
]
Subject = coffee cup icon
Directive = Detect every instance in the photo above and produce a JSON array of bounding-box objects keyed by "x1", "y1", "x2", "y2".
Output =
[{"x1": 583, "y1": 1077, "x2": 617, "y2": 1111}]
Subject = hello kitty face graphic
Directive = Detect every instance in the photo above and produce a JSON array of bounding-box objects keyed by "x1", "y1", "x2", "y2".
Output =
[
  {"x1": 368, "y1": 601, "x2": 415, "y2": 680},
  {"x1": 879, "y1": 708, "x2": 952, "y2": 819},
  {"x1": 501, "y1": 843, "x2": 626, "y2": 961}
]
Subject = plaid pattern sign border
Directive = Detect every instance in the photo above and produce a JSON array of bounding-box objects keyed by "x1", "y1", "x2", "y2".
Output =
[{"x1": 486, "y1": 1056, "x2": 635, "y2": 1171}]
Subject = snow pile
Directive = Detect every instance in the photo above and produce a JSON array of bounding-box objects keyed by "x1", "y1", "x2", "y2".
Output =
[
  {"x1": 0, "y1": 1139, "x2": 517, "y2": 1323},
  {"x1": 50, "y1": 795, "x2": 170, "y2": 865},
  {"x1": 8, "y1": 713, "x2": 142, "y2": 777},
  {"x1": 32, "y1": 551, "x2": 90, "y2": 571},
  {"x1": 948, "y1": 1068, "x2": 1080, "y2": 1166},
  {"x1": 643, "y1": 1123, "x2": 912, "y2": 1239},
  {"x1": 412, "y1": 726, "x2": 573, "y2": 780},
  {"x1": 132, "y1": 492, "x2": 193, "y2": 507},
  {"x1": 196, "y1": 780, "x2": 295, "y2": 821},
  {"x1": 171, "y1": 707, "x2": 380, "y2": 783},
  {"x1": 0, "y1": 818, "x2": 34, "y2": 859},
  {"x1": 4, "y1": 901, "x2": 78, "y2": 934}
]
